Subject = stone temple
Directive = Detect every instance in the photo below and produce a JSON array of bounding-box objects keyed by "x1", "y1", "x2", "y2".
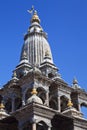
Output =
[{"x1": 0, "y1": 8, "x2": 87, "y2": 130}]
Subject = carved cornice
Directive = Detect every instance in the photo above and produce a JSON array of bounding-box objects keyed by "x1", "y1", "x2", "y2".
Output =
[
  {"x1": 11, "y1": 102, "x2": 57, "y2": 121},
  {"x1": 74, "y1": 117, "x2": 87, "y2": 128}
]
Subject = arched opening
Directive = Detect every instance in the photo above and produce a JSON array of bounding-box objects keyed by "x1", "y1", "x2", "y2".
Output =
[
  {"x1": 5, "y1": 98, "x2": 12, "y2": 113},
  {"x1": 49, "y1": 97, "x2": 58, "y2": 110},
  {"x1": 25, "y1": 88, "x2": 32, "y2": 103},
  {"x1": 60, "y1": 96, "x2": 68, "y2": 112},
  {"x1": 70, "y1": 92, "x2": 79, "y2": 110},
  {"x1": 0, "y1": 95, "x2": 3, "y2": 103},
  {"x1": 37, "y1": 121, "x2": 48, "y2": 130},
  {"x1": 37, "y1": 87, "x2": 46, "y2": 104},
  {"x1": 81, "y1": 103, "x2": 87, "y2": 119},
  {"x1": 0, "y1": 116, "x2": 18, "y2": 130},
  {"x1": 51, "y1": 114, "x2": 73, "y2": 130},
  {"x1": 48, "y1": 72, "x2": 54, "y2": 78},
  {"x1": 15, "y1": 97, "x2": 22, "y2": 110}
]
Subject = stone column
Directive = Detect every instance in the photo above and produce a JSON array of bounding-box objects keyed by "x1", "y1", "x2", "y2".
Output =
[
  {"x1": 32, "y1": 122, "x2": 36, "y2": 130},
  {"x1": 48, "y1": 126, "x2": 51, "y2": 130},
  {"x1": 45, "y1": 90, "x2": 49, "y2": 107},
  {"x1": 78, "y1": 102, "x2": 81, "y2": 112},
  {"x1": 12, "y1": 98, "x2": 15, "y2": 112},
  {"x1": 18, "y1": 123, "x2": 22, "y2": 130},
  {"x1": 22, "y1": 92, "x2": 26, "y2": 106},
  {"x1": 57, "y1": 96, "x2": 61, "y2": 112}
]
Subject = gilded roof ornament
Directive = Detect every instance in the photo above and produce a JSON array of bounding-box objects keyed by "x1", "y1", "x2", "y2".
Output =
[
  {"x1": 27, "y1": 6, "x2": 40, "y2": 23},
  {"x1": 67, "y1": 100, "x2": 73, "y2": 107},
  {"x1": 31, "y1": 88, "x2": 38, "y2": 95},
  {"x1": 13, "y1": 71, "x2": 17, "y2": 78},
  {"x1": 12, "y1": 71, "x2": 18, "y2": 81},
  {"x1": 31, "y1": 10, "x2": 40, "y2": 23},
  {"x1": 0, "y1": 102, "x2": 5, "y2": 109}
]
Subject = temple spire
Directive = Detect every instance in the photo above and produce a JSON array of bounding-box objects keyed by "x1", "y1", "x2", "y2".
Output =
[{"x1": 20, "y1": 7, "x2": 53, "y2": 68}]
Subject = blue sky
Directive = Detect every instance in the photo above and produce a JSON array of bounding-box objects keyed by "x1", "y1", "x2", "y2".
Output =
[{"x1": 0, "y1": 0, "x2": 87, "y2": 116}]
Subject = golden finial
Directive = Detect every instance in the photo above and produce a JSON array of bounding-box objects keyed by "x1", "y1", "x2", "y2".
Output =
[
  {"x1": 0, "y1": 103, "x2": 5, "y2": 109},
  {"x1": 67, "y1": 100, "x2": 73, "y2": 107},
  {"x1": 27, "y1": 6, "x2": 40, "y2": 23},
  {"x1": 31, "y1": 88, "x2": 38, "y2": 95},
  {"x1": 31, "y1": 10, "x2": 40, "y2": 23}
]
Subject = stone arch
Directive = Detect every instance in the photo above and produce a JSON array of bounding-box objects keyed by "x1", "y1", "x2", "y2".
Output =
[
  {"x1": 49, "y1": 96, "x2": 58, "y2": 110},
  {"x1": 5, "y1": 98, "x2": 12, "y2": 113},
  {"x1": 70, "y1": 92, "x2": 79, "y2": 110},
  {"x1": 81, "y1": 102, "x2": 87, "y2": 118},
  {"x1": 37, "y1": 121, "x2": 48, "y2": 130},
  {"x1": 60, "y1": 95, "x2": 69, "y2": 112},
  {"x1": 81, "y1": 102, "x2": 87, "y2": 107},
  {"x1": 37, "y1": 87, "x2": 46, "y2": 104},
  {"x1": 51, "y1": 114, "x2": 73, "y2": 130}
]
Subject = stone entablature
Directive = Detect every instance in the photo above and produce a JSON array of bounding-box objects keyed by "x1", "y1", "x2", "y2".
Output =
[{"x1": 0, "y1": 70, "x2": 87, "y2": 114}]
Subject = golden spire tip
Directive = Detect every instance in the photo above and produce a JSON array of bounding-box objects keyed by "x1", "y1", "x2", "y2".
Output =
[
  {"x1": 0, "y1": 102, "x2": 5, "y2": 109},
  {"x1": 67, "y1": 100, "x2": 73, "y2": 107},
  {"x1": 31, "y1": 88, "x2": 38, "y2": 95}
]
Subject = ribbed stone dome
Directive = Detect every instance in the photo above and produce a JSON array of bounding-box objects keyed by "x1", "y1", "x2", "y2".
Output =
[
  {"x1": 27, "y1": 94, "x2": 43, "y2": 104},
  {"x1": 0, "y1": 103, "x2": 9, "y2": 119},
  {"x1": 20, "y1": 10, "x2": 53, "y2": 66}
]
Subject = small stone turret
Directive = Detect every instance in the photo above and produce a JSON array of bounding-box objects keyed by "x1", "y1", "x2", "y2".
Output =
[
  {"x1": 62, "y1": 100, "x2": 83, "y2": 118},
  {"x1": 72, "y1": 77, "x2": 80, "y2": 89},
  {"x1": 0, "y1": 102, "x2": 9, "y2": 120}
]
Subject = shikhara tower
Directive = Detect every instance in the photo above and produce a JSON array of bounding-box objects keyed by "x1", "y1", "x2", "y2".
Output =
[
  {"x1": 15, "y1": 9, "x2": 59, "y2": 79},
  {"x1": 0, "y1": 8, "x2": 87, "y2": 130}
]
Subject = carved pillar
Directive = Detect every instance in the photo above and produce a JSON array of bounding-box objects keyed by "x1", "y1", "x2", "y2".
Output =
[
  {"x1": 22, "y1": 92, "x2": 26, "y2": 106},
  {"x1": 12, "y1": 97, "x2": 15, "y2": 112},
  {"x1": 57, "y1": 96, "x2": 61, "y2": 112},
  {"x1": 18, "y1": 123, "x2": 22, "y2": 130},
  {"x1": 32, "y1": 122, "x2": 36, "y2": 130},
  {"x1": 48, "y1": 127, "x2": 51, "y2": 130},
  {"x1": 22, "y1": 97, "x2": 25, "y2": 106},
  {"x1": 45, "y1": 90, "x2": 49, "y2": 107},
  {"x1": 78, "y1": 101, "x2": 81, "y2": 112}
]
